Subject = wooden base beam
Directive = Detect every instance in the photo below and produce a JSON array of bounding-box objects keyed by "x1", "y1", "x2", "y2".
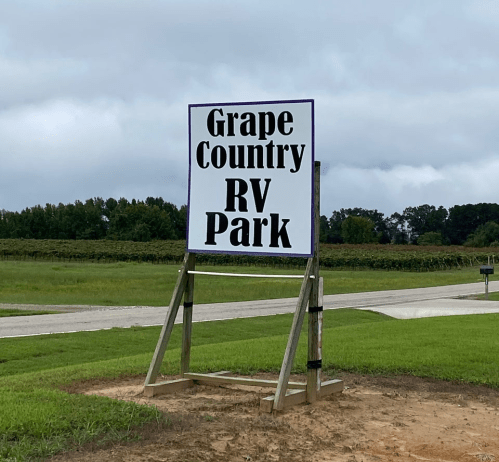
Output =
[
  {"x1": 144, "y1": 372, "x2": 343, "y2": 412},
  {"x1": 144, "y1": 371, "x2": 232, "y2": 397},
  {"x1": 144, "y1": 378, "x2": 193, "y2": 397},
  {"x1": 260, "y1": 388, "x2": 306, "y2": 414},
  {"x1": 260, "y1": 379, "x2": 343, "y2": 413},
  {"x1": 319, "y1": 379, "x2": 344, "y2": 397},
  {"x1": 183, "y1": 372, "x2": 306, "y2": 389}
]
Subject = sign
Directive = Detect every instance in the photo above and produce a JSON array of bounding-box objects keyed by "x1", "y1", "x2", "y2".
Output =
[{"x1": 187, "y1": 99, "x2": 314, "y2": 257}]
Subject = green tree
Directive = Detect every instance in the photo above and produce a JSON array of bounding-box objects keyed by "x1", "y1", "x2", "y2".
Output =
[
  {"x1": 325, "y1": 208, "x2": 389, "y2": 243},
  {"x1": 387, "y1": 212, "x2": 408, "y2": 244},
  {"x1": 327, "y1": 210, "x2": 346, "y2": 243},
  {"x1": 403, "y1": 205, "x2": 447, "y2": 243},
  {"x1": 465, "y1": 221, "x2": 499, "y2": 247},
  {"x1": 319, "y1": 215, "x2": 330, "y2": 243},
  {"x1": 447, "y1": 203, "x2": 499, "y2": 244},
  {"x1": 417, "y1": 231, "x2": 443, "y2": 246},
  {"x1": 341, "y1": 216, "x2": 375, "y2": 244}
]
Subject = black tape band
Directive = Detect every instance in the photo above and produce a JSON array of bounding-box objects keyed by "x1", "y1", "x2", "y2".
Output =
[
  {"x1": 307, "y1": 360, "x2": 322, "y2": 370},
  {"x1": 183, "y1": 301, "x2": 193, "y2": 308},
  {"x1": 309, "y1": 305, "x2": 323, "y2": 313}
]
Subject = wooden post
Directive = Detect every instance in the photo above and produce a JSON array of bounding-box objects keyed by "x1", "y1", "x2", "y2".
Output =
[
  {"x1": 144, "y1": 252, "x2": 193, "y2": 385},
  {"x1": 181, "y1": 254, "x2": 196, "y2": 376},
  {"x1": 307, "y1": 277, "x2": 323, "y2": 403},
  {"x1": 307, "y1": 161, "x2": 321, "y2": 403}
]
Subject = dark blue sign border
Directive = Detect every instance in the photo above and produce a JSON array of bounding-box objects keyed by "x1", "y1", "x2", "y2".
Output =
[{"x1": 187, "y1": 99, "x2": 315, "y2": 258}]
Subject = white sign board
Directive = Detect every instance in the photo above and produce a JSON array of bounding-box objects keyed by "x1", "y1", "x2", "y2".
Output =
[{"x1": 187, "y1": 99, "x2": 314, "y2": 257}]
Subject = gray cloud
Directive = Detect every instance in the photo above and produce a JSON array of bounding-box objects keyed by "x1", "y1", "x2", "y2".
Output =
[{"x1": 1, "y1": 0, "x2": 499, "y2": 217}]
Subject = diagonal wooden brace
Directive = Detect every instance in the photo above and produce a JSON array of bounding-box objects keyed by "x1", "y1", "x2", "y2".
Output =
[
  {"x1": 273, "y1": 257, "x2": 314, "y2": 411},
  {"x1": 144, "y1": 252, "x2": 195, "y2": 386}
]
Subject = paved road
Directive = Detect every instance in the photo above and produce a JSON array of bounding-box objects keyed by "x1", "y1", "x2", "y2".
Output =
[{"x1": 1, "y1": 281, "x2": 499, "y2": 338}]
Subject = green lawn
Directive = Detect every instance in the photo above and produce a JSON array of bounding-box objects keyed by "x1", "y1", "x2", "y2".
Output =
[
  {"x1": 0, "y1": 260, "x2": 489, "y2": 307},
  {"x1": 0, "y1": 309, "x2": 385, "y2": 378}
]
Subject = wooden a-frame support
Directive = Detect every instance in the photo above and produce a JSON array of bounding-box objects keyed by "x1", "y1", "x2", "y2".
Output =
[{"x1": 144, "y1": 162, "x2": 343, "y2": 411}]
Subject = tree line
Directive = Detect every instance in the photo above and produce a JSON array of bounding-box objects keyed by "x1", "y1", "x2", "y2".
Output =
[
  {"x1": 321, "y1": 203, "x2": 499, "y2": 247},
  {"x1": 2, "y1": 199, "x2": 499, "y2": 246},
  {"x1": 0, "y1": 197, "x2": 186, "y2": 242}
]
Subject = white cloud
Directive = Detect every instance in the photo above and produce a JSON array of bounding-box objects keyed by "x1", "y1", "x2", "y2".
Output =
[
  {"x1": 0, "y1": 99, "x2": 122, "y2": 169},
  {"x1": 316, "y1": 87, "x2": 499, "y2": 171},
  {"x1": 321, "y1": 156, "x2": 499, "y2": 216}
]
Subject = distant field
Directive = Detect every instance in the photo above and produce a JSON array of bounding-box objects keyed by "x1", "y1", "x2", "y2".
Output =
[{"x1": 0, "y1": 260, "x2": 489, "y2": 307}]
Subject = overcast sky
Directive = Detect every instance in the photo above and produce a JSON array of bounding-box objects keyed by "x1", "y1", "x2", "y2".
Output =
[{"x1": 2, "y1": 0, "x2": 499, "y2": 217}]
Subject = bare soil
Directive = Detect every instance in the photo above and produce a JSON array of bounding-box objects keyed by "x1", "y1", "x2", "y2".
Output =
[{"x1": 52, "y1": 373, "x2": 499, "y2": 462}]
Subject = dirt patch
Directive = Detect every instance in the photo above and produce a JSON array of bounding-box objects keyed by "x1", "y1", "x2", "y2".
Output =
[
  {"x1": 52, "y1": 373, "x2": 499, "y2": 462},
  {"x1": 0, "y1": 303, "x2": 145, "y2": 313}
]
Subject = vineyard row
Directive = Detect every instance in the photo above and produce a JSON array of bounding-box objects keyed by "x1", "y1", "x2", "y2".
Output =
[{"x1": 0, "y1": 239, "x2": 497, "y2": 271}]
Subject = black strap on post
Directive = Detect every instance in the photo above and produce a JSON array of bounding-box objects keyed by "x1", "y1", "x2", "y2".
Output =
[
  {"x1": 308, "y1": 305, "x2": 323, "y2": 313},
  {"x1": 307, "y1": 359, "x2": 322, "y2": 370},
  {"x1": 183, "y1": 301, "x2": 193, "y2": 308}
]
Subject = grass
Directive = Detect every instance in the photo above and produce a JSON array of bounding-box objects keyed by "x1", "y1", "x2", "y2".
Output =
[
  {"x1": 2, "y1": 308, "x2": 499, "y2": 460},
  {"x1": 324, "y1": 314, "x2": 499, "y2": 383},
  {"x1": 0, "y1": 260, "x2": 491, "y2": 307},
  {"x1": 0, "y1": 387, "x2": 165, "y2": 461},
  {"x1": 0, "y1": 309, "x2": 385, "y2": 378},
  {"x1": 2, "y1": 310, "x2": 498, "y2": 390}
]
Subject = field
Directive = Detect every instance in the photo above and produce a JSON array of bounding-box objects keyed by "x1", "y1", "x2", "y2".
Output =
[
  {"x1": 0, "y1": 260, "x2": 490, "y2": 307},
  {"x1": 1, "y1": 251, "x2": 499, "y2": 460}
]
